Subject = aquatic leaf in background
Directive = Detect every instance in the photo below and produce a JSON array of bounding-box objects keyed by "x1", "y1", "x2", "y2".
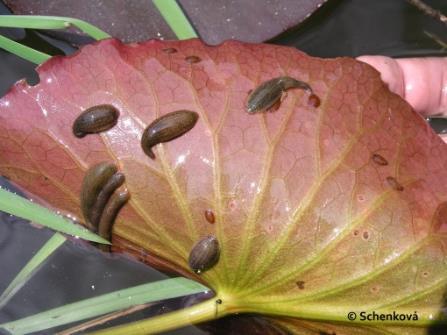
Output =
[{"x1": 3, "y1": 0, "x2": 328, "y2": 44}]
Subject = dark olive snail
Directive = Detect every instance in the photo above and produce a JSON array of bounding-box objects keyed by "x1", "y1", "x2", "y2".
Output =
[
  {"x1": 80, "y1": 162, "x2": 129, "y2": 249},
  {"x1": 141, "y1": 110, "x2": 199, "y2": 159},
  {"x1": 89, "y1": 172, "x2": 125, "y2": 230},
  {"x1": 188, "y1": 235, "x2": 220, "y2": 274},
  {"x1": 81, "y1": 162, "x2": 118, "y2": 229},
  {"x1": 72, "y1": 104, "x2": 119, "y2": 138},
  {"x1": 97, "y1": 190, "x2": 130, "y2": 252},
  {"x1": 247, "y1": 76, "x2": 315, "y2": 114}
]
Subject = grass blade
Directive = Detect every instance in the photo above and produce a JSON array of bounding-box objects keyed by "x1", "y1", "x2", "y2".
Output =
[
  {"x1": 0, "y1": 277, "x2": 209, "y2": 335},
  {"x1": 0, "y1": 15, "x2": 110, "y2": 40},
  {"x1": 153, "y1": 0, "x2": 198, "y2": 39},
  {"x1": 0, "y1": 34, "x2": 50, "y2": 64},
  {"x1": 0, "y1": 15, "x2": 110, "y2": 63},
  {"x1": 0, "y1": 233, "x2": 66, "y2": 309},
  {"x1": 56, "y1": 303, "x2": 152, "y2": 335},
  {"x1": 0, "y1": 187, "x2": 109, "y2": 244}
]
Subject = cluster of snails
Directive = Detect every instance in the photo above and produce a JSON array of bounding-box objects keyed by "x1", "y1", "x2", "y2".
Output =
[
  {"x1": 72, "y1": 73, "x2": 324, "y2": 273},
  {"x1": 80, "y1": 161, "x2": 128, "y2": 252},
  {"x1": 72, "y1": 101, "x2": 220, "y2": 272}
]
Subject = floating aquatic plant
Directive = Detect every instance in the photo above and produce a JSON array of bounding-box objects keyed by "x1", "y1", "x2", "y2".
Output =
[{"x1": 1, "y1": 33, "x2": 447, "y2": 335}]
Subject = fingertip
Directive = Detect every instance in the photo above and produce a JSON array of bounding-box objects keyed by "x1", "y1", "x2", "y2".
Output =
[{"x1": 397, "y1": 58, "x2": 447, "y2": 116}]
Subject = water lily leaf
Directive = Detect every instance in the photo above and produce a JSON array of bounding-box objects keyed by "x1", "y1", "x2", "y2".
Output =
[{"x1": 1, "y1": 38, "x2": 447, "y2": 334}]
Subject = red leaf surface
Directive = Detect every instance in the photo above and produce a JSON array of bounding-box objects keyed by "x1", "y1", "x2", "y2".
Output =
[{"x1": 1, "y1": 39, "x2": 447, "y2": 334}]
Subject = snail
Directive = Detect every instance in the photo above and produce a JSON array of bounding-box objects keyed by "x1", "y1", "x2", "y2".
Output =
[
  {"x1": 247, "y1": 76, "x2": 314, "y2": 114},
  {"x1": 141, "y1": 110, "x2": 199, "y2": 159},
  {"x1": 73, "y1": 104, "x2": 119, "y2": 138},
  {"x1": 81, "y1": 162, "x2": 118, "y2": 229},
  {"x1": 80, "y1": 162, "x2": 129, "y2": 249},
  {"x1": 188, "y1": 235, "x2": 220, "y2": 274},
  {"x1": 97, "y1": 190, "x2": 130, "y2": 252},
  {"x1": 89, "y1": 172, "x2": 125, "y2": 229}
]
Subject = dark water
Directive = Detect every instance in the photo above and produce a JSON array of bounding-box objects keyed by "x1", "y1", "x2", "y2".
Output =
[{"x1": 0, "y1": 0, "x2": 446, "y2": 334}]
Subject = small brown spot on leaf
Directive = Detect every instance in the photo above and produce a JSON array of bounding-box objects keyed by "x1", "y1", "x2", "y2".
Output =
[
  {"x1": 296, "y1": 280, "x2": 305, "y2": 289},
  {"x1": 386, "y1": 176, "x2": 404, "y2": 191},
  {"x1": 162, "y1": 47, "x2": 177, "y2": 54},
  {"x1": 228, "y1": 199, "x2": 237, "y2": 210},
  {"x1": 422, "y1": 271, "x2": 429, "y2": 277},
  {"x1": 353, "y1": 230, "x2": 359, "y2": 236},
  {"x1": 362, "y1": 231, "x2": 370, "y2": 240},
  {"x1": 370, "y1": 285, "x2": 380, "y2": 293},
  {"x1": 185, "y1": 55, "x2": 201, "y2": 63},
  {"x1": 372, "y1": 153, "x2": 388, "y2": 166}
]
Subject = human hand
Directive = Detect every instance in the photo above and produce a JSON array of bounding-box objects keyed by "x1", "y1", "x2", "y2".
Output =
[
  {"x1": 358, "y1": 55, "x2": 447, "y2": 141},
  {"x1": 357, "y1": 56, "x2": 447, "y2": 116}
]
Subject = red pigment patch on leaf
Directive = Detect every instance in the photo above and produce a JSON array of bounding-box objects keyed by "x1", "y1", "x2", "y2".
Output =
[{"x1": 1, "y1": 39, "x2": 447, "y2": 334}]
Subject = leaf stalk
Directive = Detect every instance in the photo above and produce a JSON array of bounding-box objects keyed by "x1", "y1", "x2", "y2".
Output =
[{"x1": 89, "y1": 296, "x2": 236, "y2": 335}]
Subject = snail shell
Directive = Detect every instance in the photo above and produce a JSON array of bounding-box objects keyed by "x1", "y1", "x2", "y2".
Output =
[
  {"x1": 188, "y1": 235, "x2": 220, "y2": 274},
  {"x1": 141, "y1": 110, "x2": 199, "y2": 159},
  {"x1": 73, "y1": 104, "x2": 119, "y2": 138}
]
